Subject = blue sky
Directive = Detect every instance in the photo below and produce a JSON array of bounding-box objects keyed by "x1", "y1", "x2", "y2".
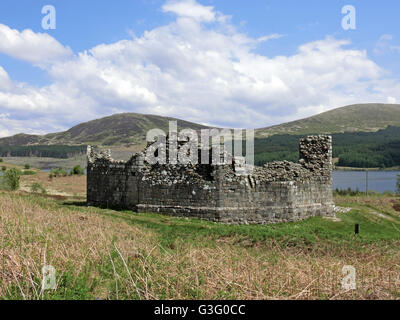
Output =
[{"x1": 0, "y1": 0, "x2": 399, "y2": 136}]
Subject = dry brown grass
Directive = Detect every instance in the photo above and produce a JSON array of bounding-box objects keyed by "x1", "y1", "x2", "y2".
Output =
[
  {"x1": 335, "y1": 194, "x2": 400, "y2": 219},
  {"x1": 0, "y1": 192, "x2": 154, "y2": 299},
  {"x1": 0, "y1": 160, "x2": 86, "y2": 197},
  {"x1": 0, "y1": 191, "x2": 399, "y2": 299},
  {"x1": 20, "y1": 171, "x2": 86, "y2": 197},
  {"x1": 134, "y1": 239, "x2": 400, "y2": 300}
]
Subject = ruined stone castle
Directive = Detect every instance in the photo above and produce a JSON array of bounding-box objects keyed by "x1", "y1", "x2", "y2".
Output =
[{"x1": 87, "y1": 135, "x2": 334, "y2": 224}]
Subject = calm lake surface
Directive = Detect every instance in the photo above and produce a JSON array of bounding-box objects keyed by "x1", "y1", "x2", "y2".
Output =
[{"x1": 333, "y1": 170, "x2": 400, "y2": 193}]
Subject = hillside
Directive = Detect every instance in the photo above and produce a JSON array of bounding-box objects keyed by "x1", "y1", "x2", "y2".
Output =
[
  {"x1": 1, "y1": 103, "x2": 400, "y2": 148},
  {"x1": 256, "y1": 103, "x2": 400, "y2": 137},
  {"x1": 0, "y1": 133, "x2": 44, "y2": 146},
  {"x1": 254, "y1": 126, "x2": 400, "y2": 168},
  {"x1": 0, "y1": 113, "x2": 211, "y2": 147}
]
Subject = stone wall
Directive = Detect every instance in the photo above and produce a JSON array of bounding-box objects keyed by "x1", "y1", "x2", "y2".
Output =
[{"x1": 87, "y1": 135, "x2": 334, "y2": 224}]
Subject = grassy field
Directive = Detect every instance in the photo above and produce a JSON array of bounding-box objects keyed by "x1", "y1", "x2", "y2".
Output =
[
  {"x1": 19, "y1": 168, "x2": 86, "y2": 198},
  {"x1": 0, "y1": 161, "x2": 86, "y2": 198},
  {"x1": 0, "y1": 191, "x2": 399, "y2": 299},
  {"x1": 0, "y1": 163, "x2": 399, "y2": 300}
]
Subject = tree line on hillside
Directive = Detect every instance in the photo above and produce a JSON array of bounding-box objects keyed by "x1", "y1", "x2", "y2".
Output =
[
  {"x1": 0, "y1": 145, "x2": 87, "y2": 158},
  {"x1": 253, "y1": 126, "x2": 400, "y2": 168}
]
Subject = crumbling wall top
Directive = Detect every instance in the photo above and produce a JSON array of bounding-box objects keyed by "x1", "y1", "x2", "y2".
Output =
[
  {"x1": 87, "y1": 134, "x2": 332, "y2": 183},
  {"x1": 87, "y1": 145, "x2": 126, "y2": 165}
]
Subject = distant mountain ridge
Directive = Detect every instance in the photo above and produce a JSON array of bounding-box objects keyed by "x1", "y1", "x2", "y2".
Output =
[
  {"x1": 0, "y1": 103, "x2": 400, "y2": 147},
  {"x1": 0, "y1": 113, "x2": 212, "y2": 147},
  {"x1": 256, "y1": 103, "x2": 400, "y2": 137}
]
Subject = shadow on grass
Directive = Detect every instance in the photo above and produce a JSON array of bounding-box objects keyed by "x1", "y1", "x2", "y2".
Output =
[
  {"x1": 62, "y1": 201, "x2": 87, "y2": 207},
  {"x1": 61, "y1": 200, "x2": 130, "y2": 212}
]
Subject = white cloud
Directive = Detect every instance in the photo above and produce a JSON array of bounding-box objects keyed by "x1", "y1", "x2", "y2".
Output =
[
  {"x1": 257, "y1": 34, "x2": 284, "y2": 43},
  {"x1": 0, "y1": 24, "x2": 72, "y2": 65},
  {"x1": 162, "y1": 0, "x2": 217, "y2": 22},
  {"x1": 373, "y1": 34, "x2": 400, "y2": 55},
  {"x1": 0, "y1": 66, "x2": 12, "y2": 91},
  {"x1": 0, "y1": 0, "x2": 399, "y2": 137},
  {"x1": 374, "y1": 34, "x2": 393, "y2": 55},
  {"x1": 387, "y1": 96, "x2": 397, "y2": 104}
]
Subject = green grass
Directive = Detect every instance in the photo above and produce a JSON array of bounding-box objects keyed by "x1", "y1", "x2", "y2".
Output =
[
  {"x1": 22, "y1": 170, "x2": 36, "y2": 176},
  {"x1": 61, "y1": 199, "x2": 400, "y2": 250},
  {"x1": 9, "y1": 191, "x2": 400, "y2": 250},
  {"x1": 2, "y1": 192, "x2": 400, "y2": 300}
]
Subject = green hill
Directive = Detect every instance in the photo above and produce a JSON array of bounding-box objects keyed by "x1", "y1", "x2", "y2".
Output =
[
  {"x1": 0, "y1": 113, "x2": 212, "y2": 147},
  {"x1": 256, "y1": 103, "x2": 400, "y2": 137}
]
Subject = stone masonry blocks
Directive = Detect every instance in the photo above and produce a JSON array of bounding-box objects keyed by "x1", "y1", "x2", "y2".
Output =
[{"x1": 87, "y1": 135, "x2": 334, "y2": 224}]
